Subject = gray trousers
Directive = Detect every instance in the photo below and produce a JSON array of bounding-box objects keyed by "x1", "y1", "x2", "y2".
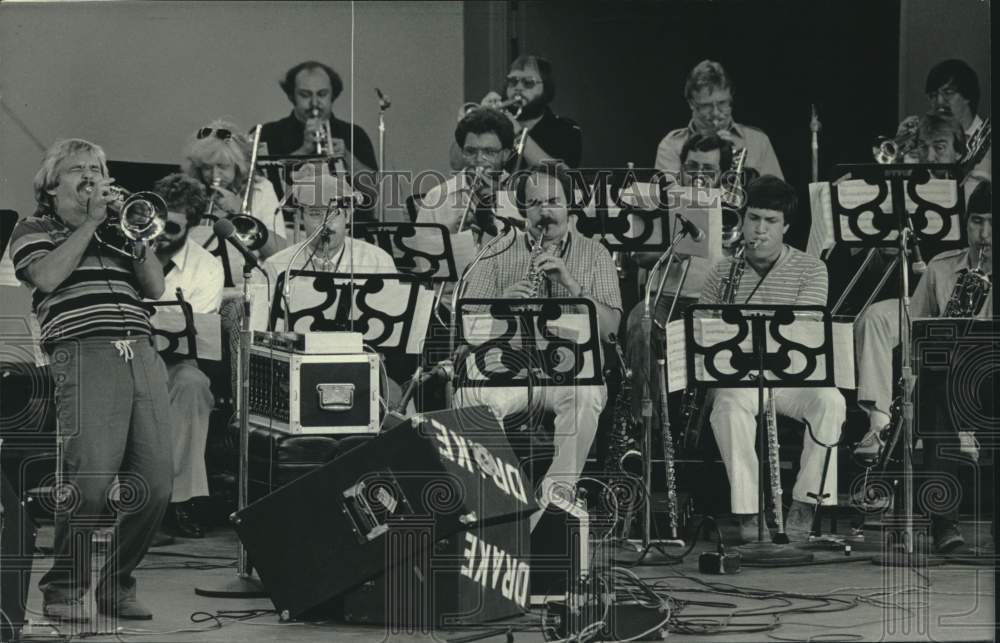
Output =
[{"x1": 39, "y1": 338, "x2": 173, "y2": 603}]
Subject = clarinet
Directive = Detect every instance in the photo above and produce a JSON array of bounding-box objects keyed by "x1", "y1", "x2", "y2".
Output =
[
  {"x1": 765, "y1": 389, "x2": 786, "y2": 538},
  {"x1": 679, "y1": 243, "x2": 748, "y2": 447}
]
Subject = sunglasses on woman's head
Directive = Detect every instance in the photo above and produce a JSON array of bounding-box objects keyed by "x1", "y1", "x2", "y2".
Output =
[{"x1": 197, "y1": 128, "x2": 233, "y2": 141}]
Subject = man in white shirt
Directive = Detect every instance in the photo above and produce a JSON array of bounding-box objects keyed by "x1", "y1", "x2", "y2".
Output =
[
  {"x1": 920, "y1": 59, "x2": 989, "y2": 181},
  {"x1": 655, "y1": 60, "x2": 782, "y2": 183},
  {"x1": 151, "y1": 174, "x2": 224, "y2": 539},
  {"x1": 258, "y1": 174, "x2": 402, "y2": 405}
]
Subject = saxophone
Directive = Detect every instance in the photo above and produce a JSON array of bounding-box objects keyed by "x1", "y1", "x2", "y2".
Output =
[
  {"x1": 943, "y1": 251, "x2": 992, "y2": 317},
  {"x1": 602, "y1": 340, "x2": 643, "y2": 537}
]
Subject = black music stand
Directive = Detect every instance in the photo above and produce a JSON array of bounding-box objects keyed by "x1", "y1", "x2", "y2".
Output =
[
  {"x1": 685, "y1": 304, "x2": 839, "y2": 564},
  {"x1": 453, "y1": 298, "x2": 603, "y2": 510},
  {"x1": 830, "y1": 163, "x2": 966, "y2": 564},
  {"x1": 828, "y1": 163, "x2": 965, "y2": 317},
  {"x1": 149, "y1": 299, "x2": 199, "y2": 359},
  {"x1": 567, "y1": 168, "x2": 671, "y2": 258},
  {"x1": 352, "y1": 222, "x2": 458, "y2": 283}
]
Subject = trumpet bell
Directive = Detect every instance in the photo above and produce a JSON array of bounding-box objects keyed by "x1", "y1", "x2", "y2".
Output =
[
  {"x1": 95, "y1": 189, "x2": 168, "y2": 259},
  {"x1": 230, "y1": 213, "x2": 269, "y2": 251}
]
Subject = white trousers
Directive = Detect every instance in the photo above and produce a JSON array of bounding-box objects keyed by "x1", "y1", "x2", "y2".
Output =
[
  {"x1": 855, "y1": 299, "x2": 899, "y2": 416},
  {"x1": 710, "y1": 387, "x2": 845, "y2": 514},
  {"x1": 166, "y1": 359, "x2": 214, "y2": 503},
  {"x1": 456, "y1": 384, "x2": 607, "y2": 525}
]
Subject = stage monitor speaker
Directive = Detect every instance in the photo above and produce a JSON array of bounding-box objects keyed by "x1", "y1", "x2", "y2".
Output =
[
  {"x1": 334, "y1": 517, "x2": 530, "y2": 629},
  {"x1": 233, "y1": 406, "x2": 536, "y2": 620},
  {"x1": 2, "y1": 473, "x2": 36, "y2": 643}
]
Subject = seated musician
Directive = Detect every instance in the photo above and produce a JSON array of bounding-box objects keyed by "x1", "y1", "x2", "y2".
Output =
[
  {"x1": 853, "y1": 182, "x2": 992, "y2": 553},
  {"x1": 182, "y1": 119, "x2": 287, "y2": 282},
  {"x1": 854, "y1": 113, "x2": 977, "y2": 460},
  {"x1": 698, "y1": 176, "x2": 845, "y2": 543},
  {"x1": 149, "y1": 173, "x2": 224, "y2": 539},
  {"x1": 895, "y1": 59, "x2": 990, "y2": 180},
  {"x1": 456, "y1": 163, "x2": 622, "y2": 528},
  {"x1": 624, "y1": 133, "x2": 736, "y2": 416},
  {"x1": 451, "y1": 55, "x2": 582, "y2": 171},
  {"x1": 256, "y1": 173, "x2": 402, "y2": 405},
  {"x1": 655, "y1": 60, "x2": 782, "y2": 182}
]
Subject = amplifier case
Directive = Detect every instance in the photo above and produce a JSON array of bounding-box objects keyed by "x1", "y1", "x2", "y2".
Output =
[{"x1": 248, "y1": 349, "x2": 379, "y2": 434}]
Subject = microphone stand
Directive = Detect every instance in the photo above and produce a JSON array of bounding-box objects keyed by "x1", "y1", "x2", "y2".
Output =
[
  {"x1": 630, "y1": 216, "x2": 689, "y2": 560},
  {"x1": 280, "y1": 203, "x2": 336, "y2": 332},
  {"x1": 194, "y1": 256, "x2": 267, "y2": 599},
  {"x1": 444, "y1": 222, "x2": 518, "y2": 407},
  {"x1": 376, "y1": 89, "x2": 390, "y2": 223}
]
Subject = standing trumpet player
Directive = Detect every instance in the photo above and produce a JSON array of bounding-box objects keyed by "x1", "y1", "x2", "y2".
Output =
[
  {"x1": 8, "y1": 139, "x2": 172, "y2": 622},
  {"x1": 698, "y1": 176, "x2": 845, "y2": 543},
  {"x1": 260, "y1": 61, "x2": 378, "y2": 218},
  {"x1": 457, "y1": 164, "x2": 621, "y2": 529}
]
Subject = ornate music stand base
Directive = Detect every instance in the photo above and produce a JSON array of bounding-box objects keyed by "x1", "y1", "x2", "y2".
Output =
[
  {"x1": 194, "y1": 575, "x2": 269, "y2": 599},
  {"x1": 735, "y1": 541, "x2": 814, "y2": 566}
]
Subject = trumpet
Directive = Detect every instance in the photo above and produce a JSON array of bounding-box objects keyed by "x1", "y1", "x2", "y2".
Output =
[
  {"x1": 94, "y1": 186, "x2": 167, "y2": 260},
  {"x1": 309, "y1": 107, "x2": 334, "y2": 155},
  {"x1": 205, "y1": 177, "x2": 222, "y2": 219},
  {"x1": 229, "y1": 213, "x2": 269, "y2": 251},
  {"x1": 873, "y1": 115, "x2": 921, "y2": 164},
  {"x1": 462, "y1": 95, "x2": 527, "y2": 119}
]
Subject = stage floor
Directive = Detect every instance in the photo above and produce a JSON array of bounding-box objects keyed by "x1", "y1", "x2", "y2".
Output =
[{"x1": 18, "y1": 521, "x2": 996, "y2": 642}]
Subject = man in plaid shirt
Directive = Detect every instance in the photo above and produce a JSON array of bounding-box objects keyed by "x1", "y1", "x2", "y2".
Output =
[{"x1": 457, "y1": 164, "x2": 621, "y2": 528}]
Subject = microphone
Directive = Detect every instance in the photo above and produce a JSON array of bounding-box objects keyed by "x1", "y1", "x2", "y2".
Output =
[
  {"x1": 675, "y1": 213, "x2": 706, "y2": 242},
  {"x1": 214, "y1": 218, "x2": 262, "y2": 272},
  {"x1": 375, "y1": 88, "x2": 391, "y2": 110},
  {"x1": 906, "y1": 219, "x2": 927, "y2": 274}
]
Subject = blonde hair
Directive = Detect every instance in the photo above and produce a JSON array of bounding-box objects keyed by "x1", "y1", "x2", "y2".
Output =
[
  {"x1": 33, "y1": 139, "x2": 108, "y2": 214},
  {"x1": 181, "y1": 119, "x2": 251, "y2": 193}
]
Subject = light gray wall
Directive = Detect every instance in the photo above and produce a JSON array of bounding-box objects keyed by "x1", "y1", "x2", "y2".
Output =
[
  {"x1": 899, "y1": 0, "x2": 991, "y2": 120},
  {"x1": 0, "y1": 0, "x2": 464, "y2": 218},
  {"x1": 0, "y1": 0, "x2": 464, "y2": 323}
]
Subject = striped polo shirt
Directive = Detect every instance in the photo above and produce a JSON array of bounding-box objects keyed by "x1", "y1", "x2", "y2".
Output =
[
  {"x1": 698, "y1": 245, "x2": 828, "y2": 306},
  {"x1": 463, "y1": 230, "x2": 622, "y2": 311},
  {"x1": 9, "y1": 214, "x2": 152, "y2": 345}
]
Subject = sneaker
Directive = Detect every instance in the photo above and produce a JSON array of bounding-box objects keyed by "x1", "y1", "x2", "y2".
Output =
[
  {"x1": 933, "y1": 522, "x2": 965, "y2": 554},
  {"x1": 43, "y1": 598, "x2": 91, "y2": 623},
  {"x1": 852, "y1": 430, "x2": 885, "y2": 468},
  {"x1": 784, "y1": 501, "x2": 814, "y2": 542}
]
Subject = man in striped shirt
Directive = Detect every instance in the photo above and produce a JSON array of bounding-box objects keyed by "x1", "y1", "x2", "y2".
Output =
[
  {"x1": 457, "y1": 164, "x2": 622, "y2": 529},
  {"x1": 698, "y1": 176, "x2": 845, "y2": 543},
  {"x1": 8, "y1": 139, "x2": 172, "y2": 622}
]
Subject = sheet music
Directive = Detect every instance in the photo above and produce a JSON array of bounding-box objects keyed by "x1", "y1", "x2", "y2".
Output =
[
  {"x1": 807, "y1": 182, "x2": 835, "y2": 256},
  {"x1": 665, "y1": 317, "x2": 856, "y2": 391}
]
